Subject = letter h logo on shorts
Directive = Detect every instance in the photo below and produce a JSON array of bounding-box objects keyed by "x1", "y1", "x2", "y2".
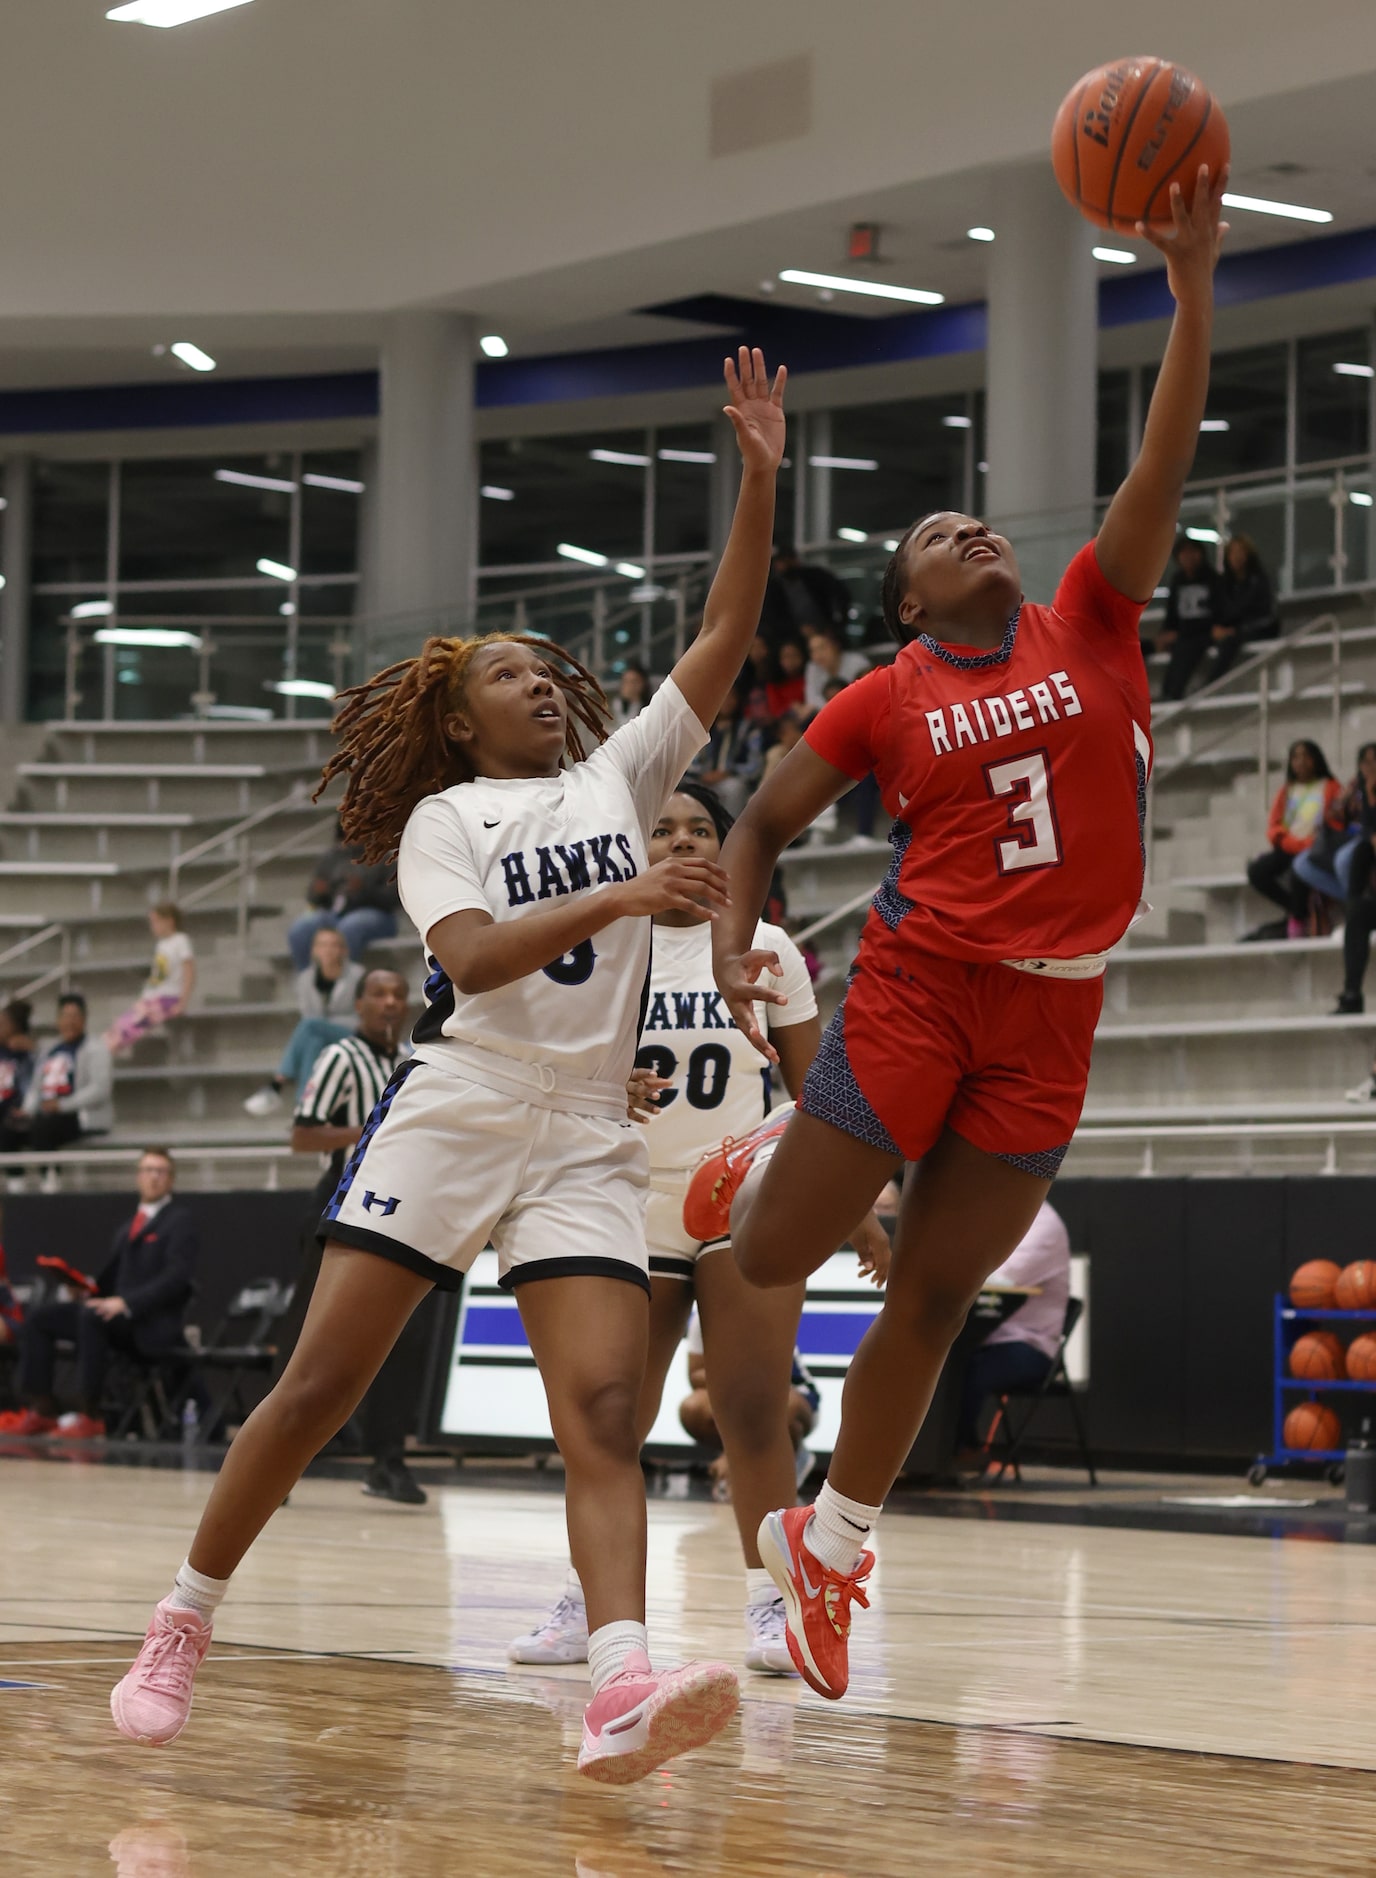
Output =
[{"x1": 361, "y1": 1191, "x2": 401, "y2": 1217}]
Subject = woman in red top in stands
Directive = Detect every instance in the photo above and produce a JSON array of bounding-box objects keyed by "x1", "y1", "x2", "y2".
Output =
[{"x1": 683, "y1": 166, "x2": 1229, "y2": 1704}]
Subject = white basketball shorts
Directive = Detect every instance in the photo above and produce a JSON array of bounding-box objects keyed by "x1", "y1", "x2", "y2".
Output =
[
  {"x1": 645, "y1": 1179, "x2": 728, "y2": 1283},
  {"x1": 320, "y1": 1059, "x2": 651, "y2": 1294}
]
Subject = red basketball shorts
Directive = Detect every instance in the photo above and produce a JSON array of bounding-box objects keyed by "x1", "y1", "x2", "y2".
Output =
[{"x1": 797, "y1": 949, "x2": 1103, "y2": 1176}]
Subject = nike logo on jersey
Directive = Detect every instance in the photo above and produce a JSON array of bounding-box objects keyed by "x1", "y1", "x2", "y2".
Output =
[
  {"x1": 924, "y1": 668, "x2": 1082, "y2": 757},
  {"x1": 500, "y1": 832, "x2": 639, "y2": 908},
  {"x1": 483, "y1": 818, "x2": 501, "y2": 829}
]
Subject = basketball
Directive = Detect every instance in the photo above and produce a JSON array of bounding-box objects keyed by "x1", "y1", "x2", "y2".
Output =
[
  {"x1": 1289, "y1": 1260, "x2": 1342, "y2": 1309},
  {"x1": 1289, "y1": 1332, "x2": 1347, "y2": 1382},
  {"x1": 1334, "y1": 1261, "x2": 1376, "y2": 1311},
  {"x1": 1283, "y1": 1402, "x2": 1343, "y2": 1452},
  {"x1": 1051, "y1": 57, "x2": 1230, "y2": 233},
  {"x1": 1346, "y1": 1334, "x2": 1376, "y2": 1383}
]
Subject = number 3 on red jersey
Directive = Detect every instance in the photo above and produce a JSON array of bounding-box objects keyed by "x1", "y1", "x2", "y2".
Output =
[{"x1": 984, "y1": 749, "x2": 1063, "y2": 874}]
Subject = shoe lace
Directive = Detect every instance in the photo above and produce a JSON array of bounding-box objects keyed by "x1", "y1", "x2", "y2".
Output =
[
  {"x1": 140, "y1": 1622, "x2": 202, "y2": 1697},
  {"x1": 748, "y1": 1598, "x2": 785, "y2": 1639},
  {"x1": 540, "y1": 1593, "x2": 586, "y2": 1636},
  {"x1": 820, "y1": 1557, "x2": 872, "y2": 1640}
]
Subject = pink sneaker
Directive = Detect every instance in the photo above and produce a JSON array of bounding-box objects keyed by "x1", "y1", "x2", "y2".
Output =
[
  {"x1": 577, "y1": 1649, "x2": 738, "y2": 1785},
  {"x1": 110, "y1": 1598, "x2": 213, "y2": 1745}
]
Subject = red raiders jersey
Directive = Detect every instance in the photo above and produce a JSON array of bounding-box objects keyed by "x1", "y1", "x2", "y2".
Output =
[{"x1": 806, "y1": 542, "x2": 1152, "y2": 966}]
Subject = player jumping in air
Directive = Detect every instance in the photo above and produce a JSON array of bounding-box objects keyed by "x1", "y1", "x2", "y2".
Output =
[
  {"x1": 685, "y1": 168, "x2": 1229, "y2": 1699},
  {"x1": 111, "y1": 348, "x2": 787, "y2": 1784}
]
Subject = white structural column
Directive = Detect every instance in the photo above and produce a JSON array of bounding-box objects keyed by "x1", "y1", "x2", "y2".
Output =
[
  {"x1": 373, "y1": 313, "x2": 477, "y2": 632},
  {"x1": 0, "y1": 455, "x2": 32, "y2": 726},
  {"x1": 984, "y1": 165, "x2": 1098, "y2": 605}
]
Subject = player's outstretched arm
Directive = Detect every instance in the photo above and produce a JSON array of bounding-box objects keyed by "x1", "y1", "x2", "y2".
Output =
[
  {"x1": 712, "y1": 743, "x2": 855, "y2": 1061},
  {"x1": 669, "y1": 347, "x2": 785, "y2": 729},
  {"x1": 1095, "y1": 162, "x2": 1229, "y2": 604}
]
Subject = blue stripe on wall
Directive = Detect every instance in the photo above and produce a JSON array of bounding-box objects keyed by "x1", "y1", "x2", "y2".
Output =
[
  {"x1": 796, "y1": 1307, "x2": 881, "y2": 1359},
  {"x1": 3, "y1": 222, "x2": 1373, "y2": 437},
  {"x1": 461, "y1": 1304, "x2": 531, "y2": 1348}
]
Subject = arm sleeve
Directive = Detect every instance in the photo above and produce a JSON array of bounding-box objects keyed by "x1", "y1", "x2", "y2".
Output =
[
  {"x1": 1265, "y1": 786, "x2": 1288, "y2": 850},
  {"x1": 1056, "y1": 542, "x2": 1149, "y2": 643},
  {"x1": 587, "y1": 676, "x2": 711, "y2": 840},
  {"x1": 757, "y1": 922, "x2": 819, "y2": 1031},
  {"x1": 121, "y1": 1213, "x2": 198, "y2": 1323},
  {"x1": 803, "y1": 665, "x2": 890, "y2": 782},
  {"x1": 293, "y1": 1043, "x2": 353, "y2": 1127},
  {"x1": 397, "y1": 796, "x2": 490, "y2": 942},
  {"x1": 59, "y1": 1041, "x2": 111, "y2": 1116}
]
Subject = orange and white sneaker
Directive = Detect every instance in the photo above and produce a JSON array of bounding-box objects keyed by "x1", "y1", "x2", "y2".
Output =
[
  {"x1": 681, "y1": 1104, "x2": 794, "y2": 1243},
  {"x1": 110, "y1": 1598, "x2": 213, "y2": 1745},
  {"x1": 577, "y1": 1649, "x2": 738, "y2": 1785},
  {"x1": 757, "y1": 1505, "x2": 872, "y2": 1701}
]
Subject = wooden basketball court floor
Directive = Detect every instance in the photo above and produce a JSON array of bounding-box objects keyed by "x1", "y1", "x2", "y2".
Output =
[{"x1": 4, "y1": 1457, "x2": 1376, "y2": 1876}]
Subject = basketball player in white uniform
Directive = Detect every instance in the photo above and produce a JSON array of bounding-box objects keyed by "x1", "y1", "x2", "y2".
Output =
[
  {"x1": 510, "y1": 781, "x2": 890, "y2": 1675},
  {"x1": 111, "y1": 348, "x2": 788, "y2": 1786}
]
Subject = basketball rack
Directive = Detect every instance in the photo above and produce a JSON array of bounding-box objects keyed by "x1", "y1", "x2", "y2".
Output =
[{"x1": 1250, "y1": 1298, "x2": 1376, "y2": 1485}]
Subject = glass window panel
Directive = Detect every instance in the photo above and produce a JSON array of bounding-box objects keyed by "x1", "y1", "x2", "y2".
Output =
[
  {"x1": 109, "y1": 641, "x2": 202, "y2": 723},
  {"x1": 1293, "y1": 477, "x2": 1339, "y2": 592},
  {"x1": 114, "y1": 587, "x2": 288, "y2": 621},
  {"x1": 119, "y1": 454, "x2": 293, "y2": 583},
  {"x1": 32, "y1": 461, "x2": 109, "y2": 585},
  {"x1": 1146, "y1": 342, "x2": 1287, "y2": 478},
  {"x1": 652, "y1": 424, "x2": 712, "y2": 559},
  {"x1": 826, "y1": 399, "x2": 967, "y2": 539},
  {"x1": 1297, "y1": 330, "x2": 1370, "y2": 465},
  {"x1": 479, "y1": 431, "x2": 646, "y2": 568},
  {"x1": 25, "y1": 593, "x2": 83, "y2": 720},
  {"x1": 300, "y1": 449, "x2": 364, "y2": 575},
  {"x1": 1097, "y1": 369, "x2": 1130, "y2": 497},
  {"x1": 1222, "y1": 486, "x2": 1287, "y2": 594}
]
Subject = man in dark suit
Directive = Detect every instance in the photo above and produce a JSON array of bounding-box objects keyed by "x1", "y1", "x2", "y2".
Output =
[{"x1": 0, "y1": 1146, "x2": 196, "y2": 1439}]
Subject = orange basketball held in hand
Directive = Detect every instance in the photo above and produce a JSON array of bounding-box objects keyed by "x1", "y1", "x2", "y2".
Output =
[
  {"x1": 1334, "y1": 1261, "x2": 1376, "y2": 1311},
  {"x1": 1346, "y1": 1334, "x2": 1376, "y2": 1383},
  {"x1": 1051, "y1": 57, "x2": 1230, "y2": 233},
  {"x1": 1283, "y1": 1402, "x2": 1343, "y2": 1453},
  {"x1": 1289, "y1": 1332, "x2": 1347, "y2": 1383},
  {"x1": 1289, "y1": 1260, "x2": 1342, "y2": 1310}
]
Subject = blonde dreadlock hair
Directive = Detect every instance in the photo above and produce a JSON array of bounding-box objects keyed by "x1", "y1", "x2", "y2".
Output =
[{"x1": 315, "y1": 632, "x2": 610, "y2": 865}]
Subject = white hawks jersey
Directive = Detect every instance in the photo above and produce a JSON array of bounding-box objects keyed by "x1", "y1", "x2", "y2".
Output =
[
  {"x1": 636, "y1": 917, "x2": 816, "y2": 1175},
  {"x1": 398, "y1": 677, "x2": 708, "y2": 1113}
]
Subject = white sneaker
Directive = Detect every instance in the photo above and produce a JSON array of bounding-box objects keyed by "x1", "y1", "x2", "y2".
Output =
[
  {"x1": 508, "y1": 1592, "x2": 589, "y2": 1665},
  {"x1": 743, "y1": 1596, "x2": 797, "y2": 1676},
  {"x1": 243, "y1": 1085, "x2": 283, "y2": 1118},
  {"x1": 1345, "y1": 1079, "x2": 1376, "y2": 1104}
]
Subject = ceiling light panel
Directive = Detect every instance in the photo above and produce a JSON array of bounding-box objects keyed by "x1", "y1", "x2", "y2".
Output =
[
  {"x1": 779, "y1": 269, "x2": 944, "y2": 306},
  {"x1": 215, "y1": 469, "x2": 297, "y2": 493},
  {"x1": 108, "y1": 0, "x2": 254, "y2": 23},
  {"x1": 169, "y1": 341, "x2": 216, "y2": 372},
  {"x1": 1221, "y1": 191, "x2": 1332, "y2": 224}
]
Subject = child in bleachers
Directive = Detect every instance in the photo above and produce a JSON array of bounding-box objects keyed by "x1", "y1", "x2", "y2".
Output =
[{"x1": 103, "y1": 904, "x2": 196, "y2": 1056}]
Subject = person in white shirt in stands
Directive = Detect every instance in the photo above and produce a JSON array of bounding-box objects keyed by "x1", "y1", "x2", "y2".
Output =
[
  {"x1": 112, "y1": 346, "x2": 788, "y2": 1785},
  {"x1": 803, "y1": 626, "x2": 870, "y2": 714},
  {"x1": 954, "y1": 1199, "x2": 1071, "y2": 1466},
  {"x1": 104, "y1": 904, "x2": 196, "y2": 1057},
  {"x1": 508, "y1": 781, "x2": 889, "y2": 1678}
]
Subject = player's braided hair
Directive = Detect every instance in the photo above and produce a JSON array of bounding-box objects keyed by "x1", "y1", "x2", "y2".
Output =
[
  {"x1": 880, "y1": 512, "x2": 945, "y2": 642},
  {"x1": 315, "y1": 632, "x2": 609, "y2": 864}
]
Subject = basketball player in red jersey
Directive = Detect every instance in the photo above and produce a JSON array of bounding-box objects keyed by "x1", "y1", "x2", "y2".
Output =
[{"x1": 684, "y1": 166, "x2": 1229, "y2": 1700}]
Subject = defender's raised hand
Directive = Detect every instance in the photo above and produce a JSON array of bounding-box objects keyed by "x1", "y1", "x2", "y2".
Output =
[{"x1": 723, "y1": 346, "x2": 786, "y2": 474}]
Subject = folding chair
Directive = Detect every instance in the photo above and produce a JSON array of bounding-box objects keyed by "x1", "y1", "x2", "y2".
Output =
[
  {"x1": 985, "y1": 1296, "x2": 1097, "y2": 1486},
  {"x1": 188, "y1": 1278, "x2": 295, "y2": 1438},
  {"x1": 106, "y1": 1344, "x2": 196, "y2": 1440}
]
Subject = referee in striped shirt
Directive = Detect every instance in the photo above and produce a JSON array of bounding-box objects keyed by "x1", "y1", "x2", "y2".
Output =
[{"x1": 283, "y1": 965, "x2": 430, "y2": 1505}]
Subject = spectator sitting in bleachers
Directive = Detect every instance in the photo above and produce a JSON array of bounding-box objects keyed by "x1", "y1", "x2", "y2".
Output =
[
  {"x1": 1296, "y1": 741, "x2": 1376, "y2": 915},
  {"x1": 0, "y1": 993, "x2": 113, "y2": 1154},
  {"x1": 1157, "y1": 536, "x2": 1222, "y2": 702},
  {"x1": 0, "y1": 1146, "x2": 196, "y2": 1439},
  {"x1": 759, "y1": 544, "x2": 851, "y2": 648},
  {"x1": 243, "y1": 926, "x2": 363, "y2": 1118},
  {"x1": 0, "y1": 1000, "x2": 35, "y2": 1140},
  {"x1": 764, "y1": 638, "x2": 807, "y2": 718},
  {"x1": 103, "y1": 903, "x2": 196, "y2": 1057},
  {"x1": 609, "y1": 661, "x2": 653, "y2": 727},
  {"x1": 1211, "y1": 533, "x2": 1278, "y2": 680},
  {"x1": 1244, "y1": 740, "x2": 1344, "y2": 941},
  {"x1": 760, "y1": 705, "x2": 809, "y2": 787},
  {"x1": 740, "y1": 634, "x2": 773, "y2": 723},
  {"x1": 803, "y1": 625, "x2": 870, "y2": 712},
  {"x1": 688, "y1": 685, "x2": 766, "y2": 818},
  {"x1": 287, "y1": 820, "x2": 400, "y2": 970},
  {"x1": 678, "y1": 1305, "x2": 821, "y2": 1499}
]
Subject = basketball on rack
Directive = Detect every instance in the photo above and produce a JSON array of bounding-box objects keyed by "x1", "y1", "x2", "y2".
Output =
[
  {"x1": 1283, "y1": 1402, "x2": 1343, "y2": 1452},
  {"x1": 1334, "y1": 1261, "x2": 1376, "y2": 1311},
  {"x1": 1289, "y1": 1260, "x2": 1342, "y2": 1309},
  {"x1": 1345, "y1": 1334, "x2": 1376, "y2": 1383},
  {"x1": 1050, "y1": 57, "x2": 1230, "y2": 233},
  {"x1": 1289, "y1": 1332, "x2": 1347, "y2": 1382}
]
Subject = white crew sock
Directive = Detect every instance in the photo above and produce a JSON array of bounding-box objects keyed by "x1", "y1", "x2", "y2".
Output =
[
  {"x1": 806, "y1": 1480, "x2": 882, "y2": 1576},
  {"x1": 168, "y1": 1559, "x2": 230, "y2": 1622},
  {"x1": 733, "y1": 1135, "x2": 783, "y2": 1228},
  {"x1": 564, "y1": 1565, "x2": 585, "y2": 1606},
  {"x1": 744, "y1": 1568, "x2": 779, "y2": 1608},
  {"x1": 587, "y1": 1620, "x2": 649, "y2": 1694}
]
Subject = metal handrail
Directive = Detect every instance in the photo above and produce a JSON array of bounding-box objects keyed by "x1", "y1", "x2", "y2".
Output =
[
  {"x1": 0, "y1": 921, "x2": 64, "y2": 973},
  {"x1": 792, "y1": 885, "x2": 878, "y2": 948},
  {"x1": 168, "y1": 785, "x2": 313, "y2": 896}
]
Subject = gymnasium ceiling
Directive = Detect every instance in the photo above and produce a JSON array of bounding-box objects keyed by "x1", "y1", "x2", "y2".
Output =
[{"x1": 2, "y1": 0, "x2": 1376, "y2": 394}]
